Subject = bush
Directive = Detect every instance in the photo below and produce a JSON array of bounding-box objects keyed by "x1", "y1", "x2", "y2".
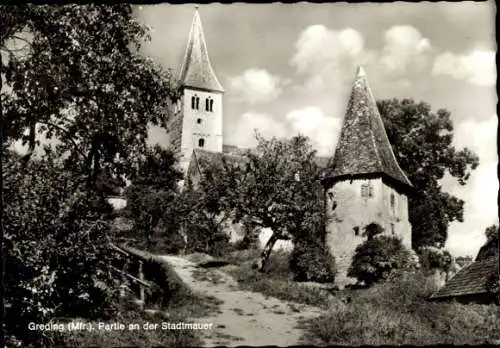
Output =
[
  {"x1": 417, "y1": 245, "x2": 453, "y2": 272},
  {"x1": 290, "y1": 240, "x2": 336, "y2": 283},
  {"x1": 3, "y1": 154, "x2": 123, "y2": 346},
  {"x1": 348, "y1": 235, "x2": 412, "y2": 286},
  {"x1": 301, "y1": 271, "x2": 500, "y2": 345}
]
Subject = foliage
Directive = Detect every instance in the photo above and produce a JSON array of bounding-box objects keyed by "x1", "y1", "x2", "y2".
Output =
[
  {"x1": 1, "y1": 5, "x2": 179, "y2": 346},
  {"x1": 179, "y1": 158, "x2": 239, "y2": 256},
  {"x1": 348, "y1": 234, "x2": 414, "y2": 286},
  {"x1": 225, "y1": 251, "x2": 335, "y2": 309},
  {"x1": 123, "y1": 145, "x2": 183, "y2": 247},
  {"x1": 3, "y1": 152, "x2": 123, "y2": 346},
  {"x1": 417, "y1": 246, "x2": 453, "y2": 272},
  {"x1": 116, "y1": 246, "x2": 192, "y2": 308},
  {"x1": 290, "y1": 239, "x2": 336, "y2": 283},
  {"x1": 50, "y1": 291, "x2": 215, "y2": 348},
  {"x1": 226, "y1": 133, "x2": 327, "y2": 270},
  {"x1": 363, "y1": 222, "x2": 385, "y2": 240},
  {"x1": 1, "y1": 4, "x2": 179, "y2": 183},
  {"x1": 377, "y1": 99, "x2": 479, "y2": 249},
  {"x1": 301, "y1": 271, "x2": 500, "y2": 345},
  {"x1": 485, "y1": 224, "x2": 499, "y2": 243}
]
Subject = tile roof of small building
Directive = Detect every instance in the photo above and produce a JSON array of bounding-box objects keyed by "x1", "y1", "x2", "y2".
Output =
[
  {"x1": 430, "y1": 256, "x2": 498, "y2": 299},
  {"x1": 179, "y1": 9, "x2": 224, "y2": 93},
  {"x1": 323, "y1": 66, "x2": 412, "y2": 191}
]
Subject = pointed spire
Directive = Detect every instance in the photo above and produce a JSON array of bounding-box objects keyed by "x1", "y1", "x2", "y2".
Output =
[
  {"x1": 179, "y1": 7, "x2": 224, "y2": 92},
  {"x1": 356, "y1": 65, "x2": 366, "y2": 77},
  {"x1": 324, "y1": 67, "x2": 412, "y2": 190}
]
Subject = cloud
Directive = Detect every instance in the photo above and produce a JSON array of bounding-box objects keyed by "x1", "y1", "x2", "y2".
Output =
[
  {"x1": 445, "y1": 159, "x2": 498, "y2": 257},
  {"x1": 289, "y1": 24, "x2": 425, "y2": 101},
  {"x1": 290, "y1": 25, "x2": 364, "y2": 76},
  {"x1": 285, "y1": 106, "x2": 342, "y2": 157},
  {"x1": 228, "y1": 69, "x2": 287, "y2": 104},
  {"x1": 226, "y1": 112, "x2": 288, "y2": 148},
  {"x1": 442, "y1": 114, "x2": 498, "y2": 256},
  {"x1": 381, "y1": 25, "x2": 431, "y2": 74},
  {"x1": 432, "y1": 50, "x2": 496, "y2": 86},
  {"x1": 228, "y1": 107, "x2": 342, "y2": 157},
  {"x1": 453, "y1": 113, "x2": 498, "y2": 163}
]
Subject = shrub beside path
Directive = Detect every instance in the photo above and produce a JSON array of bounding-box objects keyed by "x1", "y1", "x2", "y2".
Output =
[{"x1": 158, "y1": 255, "x2": 326, "y2": 347}]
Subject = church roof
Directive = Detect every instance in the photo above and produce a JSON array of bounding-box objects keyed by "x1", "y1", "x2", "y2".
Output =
[
  {"x1": 430, "y1": 256, "x2": 498, "y2": 300},
  {"x1": 179, "y1": 9, "x2": 224, "y2": 93},
  {"x1": 323, "y1": 66, "x2": 412, "y2": 191},
  {"x1": 191, "y1": 148, "x2": 248, "y2": 175}
]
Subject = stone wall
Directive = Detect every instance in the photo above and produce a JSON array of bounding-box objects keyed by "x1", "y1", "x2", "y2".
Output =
[{"x1": 325, "y1": 177, "x2": 412, "y2": 287}]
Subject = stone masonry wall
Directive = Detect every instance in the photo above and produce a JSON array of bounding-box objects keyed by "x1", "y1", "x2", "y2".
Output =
[{"x1": 325, "y1": 178, "x2": 412, "y2": 287}]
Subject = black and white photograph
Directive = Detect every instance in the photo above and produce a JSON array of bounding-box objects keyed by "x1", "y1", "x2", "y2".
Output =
[{"x1": 0, "y1": 2, "x2": 498, "y2": 347}]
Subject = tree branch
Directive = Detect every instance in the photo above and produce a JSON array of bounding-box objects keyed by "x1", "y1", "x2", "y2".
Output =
[
  {"x1": 11, "y1": 35, "x2": 31, "y2": 46},
  {"x1": 38, "y1": 121, "x2": 87, "y2": 160}
]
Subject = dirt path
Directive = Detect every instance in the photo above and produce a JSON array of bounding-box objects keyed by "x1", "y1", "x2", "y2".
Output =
[{"x1": 157, "y1": 255, "x2": 326, "y2": 347}]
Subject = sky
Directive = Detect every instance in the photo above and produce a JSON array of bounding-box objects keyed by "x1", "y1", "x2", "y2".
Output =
[{"x1": 139, "y1": 2, "x2": 497, "y2": 258}]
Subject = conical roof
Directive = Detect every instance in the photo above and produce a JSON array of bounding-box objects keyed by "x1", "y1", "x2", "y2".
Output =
[
  {"x1": 324, "y1": 66, "x2": 412, "y2": 190},
  {"x1": 179, "y1": 8, "x2": 224, "y2": 93}
]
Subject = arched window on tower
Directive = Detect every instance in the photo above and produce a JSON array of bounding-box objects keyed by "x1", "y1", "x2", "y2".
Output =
[
  {"x1": 198, "y1": 138, "x2": 205, "y2": 148},
  {"x1": 205, "y1": 98, "x2": 210, "y2": 111},
  {"x1": 195, "y1": 96, "x2": 200, "y2": 110},
  {"x1": 191, "y1": 96, "x2": 196, "y2": 109},
  {"x1": 209, "y1": 99, "x2": 214, "y2": 112}
]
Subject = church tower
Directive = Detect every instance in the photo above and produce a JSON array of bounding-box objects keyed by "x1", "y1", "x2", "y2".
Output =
[
  {"x1": 167, "y1": 7, "x2": 224, "y2": 174},
  {"x1": 322, "y1": 66, "x2": 414, "y2": 287}
]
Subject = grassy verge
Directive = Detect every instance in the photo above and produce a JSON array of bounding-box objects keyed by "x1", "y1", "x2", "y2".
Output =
[
  {"x1": 51, "y1": 250, "x2": 223, "y2": 347},
  {"x1": 300, "y1": 271, "x2": 500, "y2": 345},
  {"x1": 53, "y1": 300, "x2": 203, "y2": 348},
  {"x1": 224, "y1": 249, "x2": 336, "y2": 309}
]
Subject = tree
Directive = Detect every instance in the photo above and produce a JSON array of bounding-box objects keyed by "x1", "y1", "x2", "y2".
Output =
[
  {"x1": 230, "y1": 133, "x2": 327, "y2": 271},
  {"x1": 416, "y1": 245, "x2": 453, "y2": 273},
  {"x1": 348, "y1": 234, "x2": 414, "y2": 286},
  {"x1": 1, "y1": 5, "x2": 179, "y2": 183},
  {"x1": 1, "y1": 5, "x2": 179, "y2": 346},
  {"x1": 124, "y1": 145, "x2": 183, "y2": 247},
  {"x1": 476, "y1": 224, "x2": 499, "y2": 261},
  {"x1": 377, "y1": 99, "x2": 479, "y2": 248},
  {"x1": 178, "y1": 155, "x2": 245, "y2": 256},
  {"x1": 485, "y1": 224, "x2": 499, "y2": 243},
  {"x1": 363, "y1": 222, "x2": 385, "y2": 240},
  {"x1": 3, "y1": 151, "x2": 123, "y2": 346}
]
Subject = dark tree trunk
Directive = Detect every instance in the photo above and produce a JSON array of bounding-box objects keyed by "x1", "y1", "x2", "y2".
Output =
[{"x1": 256, "y1": 232, "x2": 279, "y2": 272}]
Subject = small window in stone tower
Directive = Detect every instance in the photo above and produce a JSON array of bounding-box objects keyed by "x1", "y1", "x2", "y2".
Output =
[
  {"x1": 391, "y1": 223, "x2": 395, "y2": 235},
  {"x1": 209, "y1": 99, "x2": 214, "y2": 112},
  {"x1": 361, "y1": 182, "x2": 373, "y2": 198},
  {"x1": 196, "y1": 118, "x2": 202, "y2": 124},
  {"x1": 198, "y1": 138, "x2": 205, "y2": 148},
  {"x1": 191, "y1": 96, "x2": 196, "y2": 109},
  {"x1": 390, "y1": 193, "x2": 395, "y2": 212},
  {"x1": 195, "y1": 96, "x2": 200, "y2": 110},
  {"x1": 332, "y1": 200, "x2": 337, "y2": 211},
  {"x1": 353, "y1": 226, "x2": 360, "y2": 236},
  {"x1": 205, "y1": 98, "x2": 210, "y2": 111}
]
